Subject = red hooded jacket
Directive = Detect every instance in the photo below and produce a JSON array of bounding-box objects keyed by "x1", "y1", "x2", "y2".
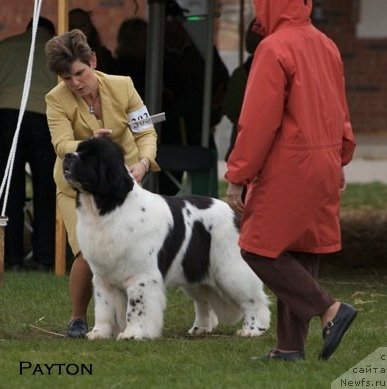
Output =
[{"x1": 225, "y1": 0, "x2": 356, "y2": 259}]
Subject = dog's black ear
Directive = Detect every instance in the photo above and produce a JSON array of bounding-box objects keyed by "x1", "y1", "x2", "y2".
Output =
[
  {"x1": 101, "y1": 156, "x2": 134, "y2": 197},
  {"x1": 90, "y1": 138, "x2": 134, "y2": 214},
  {"x1": 96, "y1": 138, "x2": 134, "y2": 194}
]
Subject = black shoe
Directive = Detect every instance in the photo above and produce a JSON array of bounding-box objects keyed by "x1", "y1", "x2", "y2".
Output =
[
  {"x1": 319, "y1": 303, "x2": 357, "y2": 360},
  {"x1": 67, "y1": 319, "x2": 88, "y2": 338},
  {"x1": 253, "y1": 349, "x2": 305, "y2": 362}
]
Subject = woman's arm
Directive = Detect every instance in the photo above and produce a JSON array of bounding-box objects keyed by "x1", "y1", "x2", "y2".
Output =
[{"x1": 46, "y1": 92, "x2": 81, "y2": 158}]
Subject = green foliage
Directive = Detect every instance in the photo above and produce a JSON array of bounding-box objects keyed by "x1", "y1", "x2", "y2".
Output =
[{"x1": 0, "y1": 272, "x2": 386, "y2": 388}]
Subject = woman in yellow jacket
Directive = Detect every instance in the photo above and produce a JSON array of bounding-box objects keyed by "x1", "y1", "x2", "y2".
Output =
[{"x1": 45, "y1": 29, "x2": 159, "y2": 338}]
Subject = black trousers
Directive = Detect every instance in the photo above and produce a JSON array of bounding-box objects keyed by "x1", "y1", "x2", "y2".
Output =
[
  {"x1": 242, "y1": 250, "x2": 335, "y2": 351},
  {"x1": 0, "y1": 109, "x2": 56, "y2": 267}
]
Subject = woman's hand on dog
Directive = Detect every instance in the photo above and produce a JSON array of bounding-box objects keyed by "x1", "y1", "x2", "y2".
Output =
[
  {"x1": 91, "y1": 129, "x2": 148, "y2": 183},
  {"x1": 226, "y1": 182, "x2": 244, "y2": 213},
  {"x1": 129, "y1": 158, "x2": 149, "y2": 183}
]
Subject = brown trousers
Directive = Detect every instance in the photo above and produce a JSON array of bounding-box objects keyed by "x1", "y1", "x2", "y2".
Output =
[{"x1": 242, "y1": 250, "x2": 335, "y2": 351}]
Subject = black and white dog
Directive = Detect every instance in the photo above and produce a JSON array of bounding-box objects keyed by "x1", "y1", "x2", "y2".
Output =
[{"x1": 63, "y1": 137, "x2": 270, "y2": 340}]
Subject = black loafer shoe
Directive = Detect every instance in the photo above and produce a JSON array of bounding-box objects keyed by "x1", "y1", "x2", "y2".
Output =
[
  {"x1": 67, "y1": 319, "x2": 88, "y2": 338},
  {"x1": 319, "y1": 303, "x2": 357, "y2": 360},
  {"x1": 253, "y1": 349, "x2": 305, "y2": 362}
]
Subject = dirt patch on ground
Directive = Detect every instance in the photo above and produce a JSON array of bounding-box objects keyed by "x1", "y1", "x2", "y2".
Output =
[{"x1": 322, "y1": 210, "x2": 387, "y2": 272}]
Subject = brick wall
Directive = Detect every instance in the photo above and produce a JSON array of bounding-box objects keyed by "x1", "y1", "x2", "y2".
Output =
[
  {"x1": 1, "y1": 0, "x2": 386, "y2": 133},
  {"x1": 315, "y1": 0, "x2": 387, "y2": 132},
  {"x1": 0, "y1": 0, "x2": 146, "y2": 53}
]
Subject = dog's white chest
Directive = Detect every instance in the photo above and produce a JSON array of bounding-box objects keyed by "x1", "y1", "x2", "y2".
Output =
[{"x1": 76, "y1": 191, "x2": 169, "y2": 284}]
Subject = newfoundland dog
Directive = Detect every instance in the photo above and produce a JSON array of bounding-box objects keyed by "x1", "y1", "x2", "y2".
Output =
[{"x1": 63, "y1": 137, "x2": 270, "y2": 340}]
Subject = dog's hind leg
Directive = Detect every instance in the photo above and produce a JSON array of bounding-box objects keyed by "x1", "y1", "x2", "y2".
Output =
[
  {"x1": 215, "y1": 261, "x2": 271, "y2": 337},
  {"x1": 117, "y1": 275, "x2": 166, "y2": 340},
  {"x1": 182, "y1": 285, "x2": 219, "y2": 336},
  {"x1": 87, "y1": 275, "x2": 124, "y2": 340}
]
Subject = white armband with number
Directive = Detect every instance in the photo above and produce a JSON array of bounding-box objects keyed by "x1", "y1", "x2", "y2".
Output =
[{"x1": 128, "y1": 106, "x2": 153, "y2": 133}]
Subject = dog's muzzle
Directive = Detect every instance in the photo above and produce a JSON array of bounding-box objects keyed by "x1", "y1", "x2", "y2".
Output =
[{"x1": 63, "y1": 152, "x2": 79, "y2": 180}]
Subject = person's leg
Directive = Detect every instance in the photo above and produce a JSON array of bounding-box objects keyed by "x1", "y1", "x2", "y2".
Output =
[
  {"x1": 57, "y1": 191, "x2": 92, "y2": 337},
  {"x1": 4, "y1": 158, "x2": 25, "y2": 268},
  {"x1": 66, "y1": 252, "x2": 93, "y2": 338},
  {"x1": 69, "y1": 252, "x2": 93, "y2": 321},
  {"x1": 275, "y1": 253, "x2": 328, "y2": 352},
  {"x1": 26, "y1": 112, "x2": 56, "y2": 270},
  {"x1": 242, "y1": 250, "x2": 335, "y2": 354},
  {"x1": 296, "y1": 253, "x2": 342, "y2": 327},
  {"x1": 276, "y1": 298, "x2": 309, "y2": 352}
]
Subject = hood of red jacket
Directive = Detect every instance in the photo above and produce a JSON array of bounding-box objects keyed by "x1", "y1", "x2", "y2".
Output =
[{"x1": 252, "y1": 0, "x2": 313, "y2": 36}]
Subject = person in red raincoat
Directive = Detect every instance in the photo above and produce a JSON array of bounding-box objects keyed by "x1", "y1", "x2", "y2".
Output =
[{"x1": 225, "y1": 0, "x2": 357, "y2": 361}]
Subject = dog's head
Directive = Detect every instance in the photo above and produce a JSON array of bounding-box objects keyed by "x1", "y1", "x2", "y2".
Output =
[{"x1": 63, "y1": 137, "x2": 134, "y2": 214}]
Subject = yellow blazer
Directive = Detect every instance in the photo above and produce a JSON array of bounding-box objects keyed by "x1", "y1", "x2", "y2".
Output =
[{"x1": 46, "y1": 71, "x2": 159, "y2": 197}]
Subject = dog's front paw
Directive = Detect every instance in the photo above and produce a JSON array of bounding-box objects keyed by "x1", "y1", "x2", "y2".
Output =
[
  {"x1": 117, "y1": 327, "x2": 158, "y2": 340},
  {"x1": 117, "y1": 324, "x2": 160, "y2": 340},
  {"x1": 117, "y1": 331, "x2": 144, "y2": 341},
  {"x1": 86, "y1": 326, "x2": 113, "y2": 340},
  {"x1": 236, "y1": 327, "x2": 267, "y2": 337}
]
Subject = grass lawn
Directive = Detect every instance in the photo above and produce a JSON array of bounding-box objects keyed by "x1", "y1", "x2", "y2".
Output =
[
  {"x1": 218, "y1": 181, "x2": 387, "y2": 211},
  {"x1": 0, "y1": 271, "x2": 386, "y2": 389},
  {"x1": 1, "y1": 182, "x2": 386, "y2": 388}
]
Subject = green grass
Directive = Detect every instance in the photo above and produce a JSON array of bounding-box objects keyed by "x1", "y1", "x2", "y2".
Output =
[
  {"x1": 340, "y1": 182, "x2": 387, "y2": 210},
  {"x1": 218, "y1": 181, "x2": 387, "y2": 211},
  {"x1": 1, "y1": 271, "x2": 386, "y2": 389},
  {"x1": 2, "y1": 182, "x2": 386, "y2": 388}
]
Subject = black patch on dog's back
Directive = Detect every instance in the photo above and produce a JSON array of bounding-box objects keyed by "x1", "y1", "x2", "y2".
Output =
[
  {"x1": 182, "y1": 221, "x2": 211, "y2": 282},
  {"x1": 233, "y1": 212, "x2": 241, "y2": 232},
  {"x1": 157, "y1": 196, "x2": 186, "y2": 277},
  {"x1": 183, "y1": 195, "x2": 214, "y2": 210}
]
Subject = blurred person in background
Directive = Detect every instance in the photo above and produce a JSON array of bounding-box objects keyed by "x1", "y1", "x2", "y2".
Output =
[
  {"x1": 115, "y1": 18, "x2": 148, "y2": 99},
  {"x1": 69, "y1": 8, "x2": 117, "y2": 74},
  {"x1": 159, "y1": 0, "x2": 229, "y2": 195},
  {"x1": 0, "y1": 16, "x2": 57, "y2": 272},
  {"x1": 223, "y1": 19, "x2": 263, "y2": 161}
]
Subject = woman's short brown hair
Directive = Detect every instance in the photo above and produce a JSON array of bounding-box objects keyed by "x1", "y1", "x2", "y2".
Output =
[{"x1": 45, "y1": 29, "x2": 93, "y2": 76}]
